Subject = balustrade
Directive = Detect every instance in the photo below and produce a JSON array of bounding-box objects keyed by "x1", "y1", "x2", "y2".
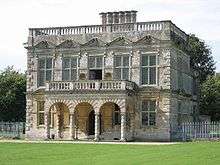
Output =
[
  {"x1": 45, "y1": 80, "x2": 135, "y2": 92},
  {"x1": 29, "y1": 21, "x2": 186, "y2": 40}
]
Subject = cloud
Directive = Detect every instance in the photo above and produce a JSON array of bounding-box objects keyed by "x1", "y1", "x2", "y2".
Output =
[{"x1": 0, "y1": 0, "x2": 219, "y2": 72}]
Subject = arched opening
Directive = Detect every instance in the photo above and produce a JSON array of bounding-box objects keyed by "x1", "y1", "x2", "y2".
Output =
[
  {"x1": 75, "y1": 102, "x2": 94, "y2": 138},
  {"x1": 49, "y1": 102, "x2": 70, "y2": 139},
  {"x1": 100, "y1": 102, "x2": 121, "y2": 135},
  {"x1": 88, "y1": 110, "x2": 95, "y2": 135}
]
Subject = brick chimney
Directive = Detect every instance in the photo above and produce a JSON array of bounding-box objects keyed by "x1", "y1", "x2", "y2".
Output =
[{"x1": 99, "y1": 10, "x2": 137, "y2": 25}]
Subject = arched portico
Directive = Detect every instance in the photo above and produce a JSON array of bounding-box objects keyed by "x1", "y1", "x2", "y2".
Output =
[
  {"x1": 43, "y1": 98, "x2": 127, "y2": 141},
  {"x1": 44, "y1": 102, "x2": 71, "y2": 139},
  {"x1": 99, "y1": 100, "x2": 126, "y2": 141},
  {"x1": 74, "y1": 102, "x2": 95, "y2": 139}
]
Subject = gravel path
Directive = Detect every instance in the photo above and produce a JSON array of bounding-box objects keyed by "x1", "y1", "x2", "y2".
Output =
[{"x1": 0, "y1": 140, "x2": 178, "y2": 145}]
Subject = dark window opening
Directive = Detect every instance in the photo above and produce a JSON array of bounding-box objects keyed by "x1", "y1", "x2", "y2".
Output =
[{"x1": 89, "y1": 70, "x2": 102, "y2": 80}]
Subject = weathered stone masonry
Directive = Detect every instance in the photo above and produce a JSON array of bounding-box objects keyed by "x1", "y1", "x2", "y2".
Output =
[{"x1": 24, "y1": 11, "x2": 198, "y2": 141}]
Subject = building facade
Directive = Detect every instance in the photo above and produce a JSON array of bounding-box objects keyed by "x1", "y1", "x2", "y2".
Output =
[{"x1": 25, "y1": 11, "x2": 198, "y2": 141}]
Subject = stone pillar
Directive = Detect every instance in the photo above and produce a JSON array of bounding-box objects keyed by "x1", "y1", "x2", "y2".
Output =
[
  {"x1": 45, "y1": 112, "x2": 50, "y2": 139},
  {"x1": 56, "y1": 112, "x2": 60, "y2": 138},
  {"x1": 94, "y1": 112, "x2": 100, "y2": 141},
  {"x1": 130, "y1": 112, "x2": 135, "y2": 139},
  {"x1": 120, "y1": 112, "x2": 126, "y2": 141},
  {"x1": 69, "y1": 113, "x2": 75, "y2": 140}
]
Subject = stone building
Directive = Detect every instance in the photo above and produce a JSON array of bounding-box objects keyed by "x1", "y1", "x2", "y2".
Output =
[{"x1": 24, "y1": 11, "x2": 198, "y2": 141}]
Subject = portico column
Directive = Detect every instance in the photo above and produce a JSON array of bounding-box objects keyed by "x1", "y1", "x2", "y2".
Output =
[
  {"x1": 45, "y1": 112, "x2": 50, "y2": 139},
  {"x1": 120, "y1": 112, "x2": 126, "y2": 141},
  {"x1": 94, "y1": 112, "x2": 100, "y2": 141},
  {"x1": 69, "y1": 113, "x2": 75, "y2": 140}
]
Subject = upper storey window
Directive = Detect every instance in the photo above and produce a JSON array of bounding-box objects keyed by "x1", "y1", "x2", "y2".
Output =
[
  {"x1": 141, "y1": 54, "x2": 157, "y2": 85},
  {"x1": 62, "y1": 57, "x2": 78, "y2": 81},
  {"x1": 88, "y1": 56, "x2": 103, "y2": 80},
  {"x1": 38, "y1": 57, "x2": 52, "y2": 87},
  {"x1": 113, "y1": 55, "x2": 129, "y2": 80},
  {"x1": 88, "y1": 56, "x2": 103, "y2": 69}
]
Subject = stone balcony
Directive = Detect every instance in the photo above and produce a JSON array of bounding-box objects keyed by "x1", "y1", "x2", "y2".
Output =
[
  {"x1": 45, "y1": 80, "x2": 136, "y2": 92},
  {"x1": 28, "y1": 21, "x2": 188, "y2": 41}
]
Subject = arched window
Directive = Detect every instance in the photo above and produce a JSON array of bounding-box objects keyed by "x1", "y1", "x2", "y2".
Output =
[{"x1": 113, "y1": 104, "x2": 121, "y2": 125}]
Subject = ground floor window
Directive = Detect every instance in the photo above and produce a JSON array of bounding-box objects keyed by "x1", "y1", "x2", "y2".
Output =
[
  {"x1": 113, "y1": 104, "x2": 121, "y2": 125},
  {"x1": 37, "y1": 101, "x2": 45, "y2": 126},
  {"x1": 141, "y1": 100, "x2": 156, "y2": 126}
]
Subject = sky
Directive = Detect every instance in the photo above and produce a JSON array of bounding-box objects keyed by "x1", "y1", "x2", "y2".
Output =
[{"x1": 0, "y1": 0, "x2": 219, "y2": 72}]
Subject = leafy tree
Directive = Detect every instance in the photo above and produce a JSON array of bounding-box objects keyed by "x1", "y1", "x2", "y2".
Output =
[
  {"x1": 200, "y1": 75, "x2": 220, "y2": 121},
  {"x1": 0, "y1": 66, "x2": 26, "y2": 122},
  {"x1": 188, "y1": 34, "x2": 215, "y2": 83}
]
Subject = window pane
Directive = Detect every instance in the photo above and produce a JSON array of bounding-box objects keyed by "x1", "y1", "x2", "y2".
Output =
[
  {"x1": 122, "y1": 68, "x2": 129, "y2": 80},
  {"x1": 39, "y1": 58, "x2": 45, "y2": 68},
  {"x1": 46, "y1": 58, "x2": 52, "y2": 69},
  {"x1": 141, "y1": 68, "x2": 148, "y2": 84},
  {"x1": 46, "y1": 70, "x2": 52, "y2": 81},
  {"x1": 114, "y1": 112, "x2": 121, "y2": 125},
  {"x1": 149, "y1": 101, "x2": 156, "y2": 112},
  {"x1": 149, "y1": 67, "x2": 156, "y2": 84},
  {"x1": 38, "y1": 113, "x2": 45, "y2": 125},
  {"x1": 114, "y1": 68, "x2": 121, "y2": 80},
  {"x1": 142, "y1": 101, "x2": 148, "y2": 111},
  {"x1": 62, "y1": 70, "x2": 70, "y2": 80},
  {"x1": 123, "y1": 56, "x2": 129, "y2": 66},
  {"x1": 71, "y1": 58, "x2": 77, "y2": 68},
  {"x1": 149, "y1": 56, "x2": 156, "y2": 66},
  {"x1": 96, "y1": 56, "x2": 102, "y2": 68},
  {"x1": 142, "y1": 112, "x2": 148, "y2": 125},
  {"x1": 89, "y1": 56, "x2": 95, "y2": 68},
  {"x1": 142, "y1": 55, "x2": 148, "y2": 66},
  {"x1": 38, "y1": 70, "x2": 45, "y2": 86},
  {"x1": 63, "y1": 58, "x2": 70, "y2": 69},
  {"x1": 71, "y1": 69, "x2": 77, "y2": 80},
  {"x1": 38, "y1": 102, "x2": 44, "y2": 112},
  {"x1": 149, "y1": 113, "x2": 156, "y2": 125},
  {"x1": 114, "y1": 56, "x2": 121, "y2": 67}
]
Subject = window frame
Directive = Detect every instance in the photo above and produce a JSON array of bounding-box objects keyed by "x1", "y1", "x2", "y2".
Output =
[
  {"x1": 88, "y1": 55, "x2": 103, "y2": 70},
  {"x1": 37, "y1": 101, "x2": 45, "y2": 126},
  {"x1": 88, "y1": 55, "x2": 104, "y2": 80},
  {"x1": 140, "y1": 53, "x2": 158, "y2": 86},
  {"x1": 62, "y1": 55, "x2": 78, "y2": 81},
  {"x1": 141, "y1": 100, "x2": 157, "y2": 126},
  {"x1": 113, "y1": 54, "x2": 130, "y2": 80},
  {"x1": 113, "y1": 104, "x2": 121, "y2": 125},
  {"x1": 37, "y1": 56, "x2": 53, "y2": 87}
]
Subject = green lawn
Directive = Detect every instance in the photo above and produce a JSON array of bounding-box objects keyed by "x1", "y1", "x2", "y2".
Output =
[{"x1": 0, "y1": 142, "x2": 219, "y2": 165}]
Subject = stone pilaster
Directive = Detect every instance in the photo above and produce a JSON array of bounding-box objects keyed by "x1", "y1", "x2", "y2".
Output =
[
  {"x1": 120, "y1": 112, "x2": 126, "y2": 141},
  {"x1": 56, "y1": 113, "x2": 60, "y2": 138},
  {"x1": 69, "y1": 113, "x2": 75, "y2": 140},
  {"x1": 94, "y1": 112, "x2": 100, "y2": 141},
  {"x1": 45, "y1": 112, "x2": 50, "y2": 139}
]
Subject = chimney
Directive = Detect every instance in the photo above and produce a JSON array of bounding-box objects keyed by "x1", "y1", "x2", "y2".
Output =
[{"x1": 99, "y1": 10, "x2": 137, "y2": 25}]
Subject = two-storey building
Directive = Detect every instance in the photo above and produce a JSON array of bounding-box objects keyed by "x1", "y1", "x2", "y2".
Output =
[{"x1": 25, "y1": 11, "x2": 198, "y2": 141}]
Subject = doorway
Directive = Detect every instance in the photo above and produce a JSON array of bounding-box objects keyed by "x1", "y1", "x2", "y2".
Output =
[{"x1": 88, "y1": 110, "x2": 95, "y2": 135}]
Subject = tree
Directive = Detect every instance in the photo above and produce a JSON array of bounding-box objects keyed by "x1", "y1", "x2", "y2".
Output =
[
  {"x1": 188, "y1": 34, "x2": 215, "y2": 83},
  {"x1": 0, "y1": 66, "x2": 26, "y2": 122},
  {"x1": 200, "y1": 75, "x2": 220, "y2": 121}
]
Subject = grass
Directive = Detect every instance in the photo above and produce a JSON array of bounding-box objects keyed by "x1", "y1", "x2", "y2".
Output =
[{"x1": 0, "y1": 141, "x2": 219, "y2": 165}]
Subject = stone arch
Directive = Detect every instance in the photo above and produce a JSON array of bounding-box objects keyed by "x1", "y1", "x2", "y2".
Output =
[
  {"x1": 72, "y1": 99, "x2": 99, "y2": 113},
  {"x1": 100, "y1": 99, "x2": 126, "y2": 112},
  {"x1": 74, "y1": 101, "x2": 96, "y2": 137},
  {"x1": 45, "y1": 99, "x2": 74, "y2": 113}
]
